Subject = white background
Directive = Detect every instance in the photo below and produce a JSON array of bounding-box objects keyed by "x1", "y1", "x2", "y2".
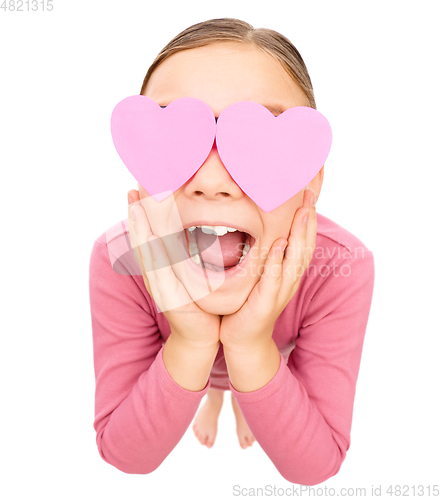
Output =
[{"x1": 1, "y1": 1, "x2": 440, "y2": 499}]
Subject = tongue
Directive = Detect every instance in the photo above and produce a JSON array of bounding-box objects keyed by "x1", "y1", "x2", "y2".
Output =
[{"x1": 196, "y1": 229, "x2": 246, "y2": 268}]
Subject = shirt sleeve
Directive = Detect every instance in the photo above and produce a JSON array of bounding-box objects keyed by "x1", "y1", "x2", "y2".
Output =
[
  {"x1": 89, "y1": 238, "x2": 210, "y2": 474},
  {"x1": 228, "y1": 250, "x2": 375, "y2": 485}
]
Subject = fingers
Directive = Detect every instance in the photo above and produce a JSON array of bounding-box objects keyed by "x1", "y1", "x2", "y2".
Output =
[
  {"x1": 129, "y1": 198, "x2": 196, "y2": 313},
  {"x1": 282, "y1": 206, "x2": 309, "y2": 282},
  {"x1": 254, "y1": 237, "x2": 287, "y2": 305},
  {"x1": 144, "y1": 232, "x2": 202, "y2": 312},
  {"x1": 280, "y1": 189, "x2": 316, "y2": 296},
  {"x1": 142, "y1": 234, "x2": 183, "y2": 311},
  {"x1": 130, "y1": 204, "x2": 175, "y2": 308},
  {"x1": 257, "y1": 188, "x2": 316, "y2": 303},
  {"x1": 130, "y1": 204, "x2": 153, "y2": 252},
  {"x1": 128, "y1": 202, "x2": 154, "y2": 297},
  {"x1": 304, "y1": 189, "x2": 317, "y2": 266},
  {"x1": 127, "y1": 189, "x2": 140, "y2": 205},
  {"x1": 127, "y1": 189, "x2": 142, "y2": 251}
]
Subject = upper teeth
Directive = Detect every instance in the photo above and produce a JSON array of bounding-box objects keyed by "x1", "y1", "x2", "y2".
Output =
[
  {"x1": 186, "y1": 225, "x2": 251, "y2": 269},
  {"x1": 187, "y1": 225, "x2": 243, "y2": 236}
]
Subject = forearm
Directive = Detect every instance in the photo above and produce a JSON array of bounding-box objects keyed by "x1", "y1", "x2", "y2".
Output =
[
  {"x1": 96, "y1": 345, "x2": 213, "y2": 474},
  {"x1": 227, "y1": 359, "x2": 346, "y2": 485},
  {"x1": 163, "y1": 332, "x2": 220, "y2": 391},
  {"x1": 91, "y1": 238, "x2": 219, "y2": 474},
  {"x1": 222, "y1": 337, "x2": 344, "y2": 484},
  {"x1": 223, "y1": 336, "x2": 281, "y2": 392}
]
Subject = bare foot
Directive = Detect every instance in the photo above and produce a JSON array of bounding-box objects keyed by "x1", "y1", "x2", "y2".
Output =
[
  {"x1": 231, "y1": 394, "x2": 256, "y2": 449},
  {"x1": 192, "y1": 388, "x2": 224, "y2": 448}
]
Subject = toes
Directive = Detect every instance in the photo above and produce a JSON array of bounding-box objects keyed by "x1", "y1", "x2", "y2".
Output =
[
  {"x1": 239, "y1": 436, "x2": 248, "y2": 448},
  {"x1": 238, "y1": 433, "x2": 255, "y2": 449},
  {"x1": 204, "y1": 433, "x2": 216, "y2": 447},
  {"x1": 194, "y1": 430, "x2": 214, "y2": 447}
]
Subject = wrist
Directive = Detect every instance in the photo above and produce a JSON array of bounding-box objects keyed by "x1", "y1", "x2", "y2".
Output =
[
  {"x1": 223, "y1": 338, "x2": 281, "y2": 393},
  {"x1": 170, "y1": 328, "x2": 220, "y2": 352},
  {"x1": 221, "y1": 335, "x2": 275, "y2": 357},
  {"x1": 163, "y1": 334, "x2": 220, "y2": 392}
]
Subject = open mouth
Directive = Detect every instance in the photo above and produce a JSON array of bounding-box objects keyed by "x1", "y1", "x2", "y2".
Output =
[{"x1": 184, "y1": 225, "x2": 256, "y2": 273}]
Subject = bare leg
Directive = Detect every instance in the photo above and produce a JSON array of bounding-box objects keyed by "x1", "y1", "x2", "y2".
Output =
[
  {"x1": 231, "y1": 393, "x2": 256, "y2": 449},
  {"x1": 192, "y1": 388, "x2": 224, "y2": 448}
]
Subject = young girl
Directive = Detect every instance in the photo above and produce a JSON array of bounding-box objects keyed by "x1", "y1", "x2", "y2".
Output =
[{"x1": 89, "y1": 18, "x2": 375, "y2": 485}]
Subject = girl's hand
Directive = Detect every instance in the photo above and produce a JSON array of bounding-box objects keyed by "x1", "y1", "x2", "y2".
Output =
[
  {"x1": 127, "y1": 190, "x2": 221, "y2": 350},
  {"x1": 219, "y1": 188, "x2": 317, "y2": 352}
]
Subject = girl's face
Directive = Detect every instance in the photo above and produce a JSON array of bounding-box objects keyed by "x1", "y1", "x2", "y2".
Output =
[{"x1": 140, "y1": 42, "x2": 324, "y2": 315}]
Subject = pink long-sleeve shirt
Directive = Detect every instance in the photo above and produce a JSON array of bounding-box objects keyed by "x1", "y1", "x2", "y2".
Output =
[{"x1": 89, "y1": 212, "x2": 375, "y2": 484}]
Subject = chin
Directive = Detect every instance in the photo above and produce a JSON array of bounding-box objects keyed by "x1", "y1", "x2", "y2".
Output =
[{"x1": 194, "y1": 292, "x2": 246, "y2": 315}]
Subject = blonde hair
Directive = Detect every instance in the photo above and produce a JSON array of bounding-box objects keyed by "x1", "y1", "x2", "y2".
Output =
[{"x1": 140, "y1": 18, "x2": 316, "y2": 109}]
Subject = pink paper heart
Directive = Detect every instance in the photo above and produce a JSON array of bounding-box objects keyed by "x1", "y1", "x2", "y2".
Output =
[
  {"x1": 216, "y1": 102, "x2": 332, "y2": 212},
  {"x1": 111, "y1": 95, "x2": 216, "y2": 202}
]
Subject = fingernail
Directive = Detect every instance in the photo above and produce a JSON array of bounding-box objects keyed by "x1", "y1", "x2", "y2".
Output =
[
  {"x1": 310, "y1": 193, "x2": 316, "y2": 206},
  {"x1": 303, "y1": 212, "x2": 309, "y2": 224},
  {"x1": 130, "y1": 207, "x2": 136, "y2": 222},
  {"x1": 128, "y1": 194, "x2": 134, "y2": 205}
]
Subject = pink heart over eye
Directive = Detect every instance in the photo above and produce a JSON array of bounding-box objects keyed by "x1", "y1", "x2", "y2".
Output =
[
  {"x1": 215, "y1": 101, "x2": 332, "y2": 212},
  {"x1": 111, "y1": 95, "x2": 216, "y2": 202}
]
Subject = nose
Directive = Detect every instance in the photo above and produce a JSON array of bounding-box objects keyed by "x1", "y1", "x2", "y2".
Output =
[{"x1": 183, "y1": 141, "x2": 245, "y2": 203}]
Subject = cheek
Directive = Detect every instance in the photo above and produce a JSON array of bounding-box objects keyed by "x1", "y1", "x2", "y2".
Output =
[
  {"x1": 266, "y1": 195, "x2": 303, "y2": 228},
  {"x1": 282, "y1": 192, "x2": 304, "y2": 222},
  {"x1": 258, "y1": 195, "x2": 303, "y2": 246},
  {"x1": 138, "y1": 184, "x2": 149, "y2": 199}
]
